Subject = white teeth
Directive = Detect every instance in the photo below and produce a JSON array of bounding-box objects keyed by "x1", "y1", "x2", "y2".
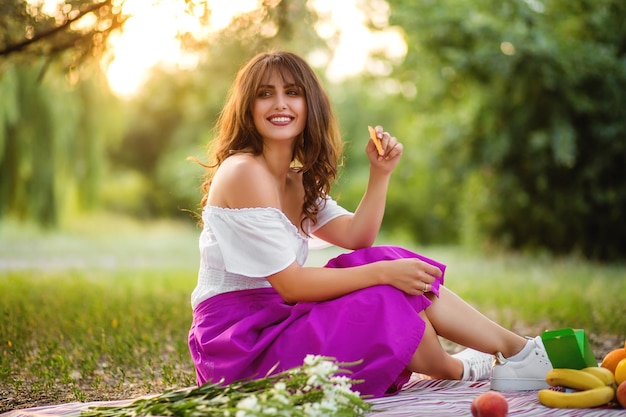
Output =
[{"x1": 269, "y1": 117, "x2": 291, "y2": 123}]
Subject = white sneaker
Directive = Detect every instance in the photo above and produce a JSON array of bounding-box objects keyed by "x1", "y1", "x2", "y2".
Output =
[
  {"x1": 490, "y1": 336, "x2": 553, "y2": 391},
  {"x1": 452, "y1": 348, "x2": 495, "y2": 381}
]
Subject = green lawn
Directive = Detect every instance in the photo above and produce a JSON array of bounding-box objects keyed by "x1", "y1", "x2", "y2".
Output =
[{"x1": 1, "y1": 216, "x2": 625, "y2": 412}]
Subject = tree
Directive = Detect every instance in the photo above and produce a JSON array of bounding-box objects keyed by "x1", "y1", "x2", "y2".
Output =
[
  {"x1": 0, "y1": 61, "x2": 123, "y2": 227},
  {"x1": 0, "y1": 0, "x2": 129, "y2": 227},
  {"x1": 0, "y1": 0, "x2": 127, "y2": 71},
  {"x1": 386, "y1": 0, "x2": 626, "y2": 260}
]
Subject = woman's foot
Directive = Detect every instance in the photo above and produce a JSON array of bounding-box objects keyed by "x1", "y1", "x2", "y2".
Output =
[
  {"x1": 490, "y1": 336, "x2": 553, "y2": 391},
  {"x1": 453, "y1": 348, "x2": 495, "y2": 381}
]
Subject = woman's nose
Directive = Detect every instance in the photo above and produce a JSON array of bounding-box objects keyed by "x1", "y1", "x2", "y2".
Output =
[{"x1": 275, "y1": 93, "x2": 287, "y2": 110}]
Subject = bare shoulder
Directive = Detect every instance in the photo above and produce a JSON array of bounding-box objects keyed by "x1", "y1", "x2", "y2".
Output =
[
  {"x1": 208, "y1": 154, "x2": 278, "y2": 208},
  {"x1": 219, "y1": 153, "x2": 265, "y2": 177}
]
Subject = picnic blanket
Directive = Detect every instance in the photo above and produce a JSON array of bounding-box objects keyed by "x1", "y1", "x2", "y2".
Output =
[
  {"x1": 370, "y1": 375, "x2": 625, "y2": 416},
  {"x1": 3, "y1": 374, "x2": 625, "y2": 417}
]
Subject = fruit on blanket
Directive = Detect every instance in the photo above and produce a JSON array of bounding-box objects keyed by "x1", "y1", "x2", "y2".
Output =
[
  {"x1": 545, "y1": 368, "x2": 605, "y2": 391},
  {"x1": 367, "y1": 125, "x2": 384, "y2": 155},
  {"x1": 616, "y1": 380, "x2": 626, "y2": 408},
  {"x1": 470, "y1": 391, "x2": 508, "y2": 417},
  {"x1": 538, "y1": 386, "x2": 615, "y2": 409},
  {"x1": 616, "y1": 358, "x2": 626, "y2": 385},
  {"x1": 581, "y1": 366, "x2": 616, "y2": 388},
  {"x1": 600, "y1": 341, "x2": 626, "y2": 374}
]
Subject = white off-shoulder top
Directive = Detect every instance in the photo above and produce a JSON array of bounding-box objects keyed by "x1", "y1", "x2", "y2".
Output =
[{"x1": 190, "y1": 197, "x2": 351, "y2": 309}]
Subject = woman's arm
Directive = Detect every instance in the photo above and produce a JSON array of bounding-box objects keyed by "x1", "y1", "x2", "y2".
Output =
[
  {"x1": 313, "y1": 126, "x2": 403, "y2": 249},
  {"x1": 267, "y1": 257, "x2": 441, "y2": 304}
]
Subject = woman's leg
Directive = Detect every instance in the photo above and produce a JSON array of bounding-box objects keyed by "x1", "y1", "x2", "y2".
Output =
[
  {"x1": 407, "y1": 312, "x2": 465, "y2": 379},
  {"x1": 407, "y1": 286, "x2": 552, "y2": 387},
  {"x1": 407, "y1": 286, "x2": 529, "y2": 379},
  {"x1": 424, "y1": 286, "x2": 527, "y2": 357}
]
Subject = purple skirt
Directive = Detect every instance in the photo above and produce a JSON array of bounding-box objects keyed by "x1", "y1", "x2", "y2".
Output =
[{"x1": 188, "y1": 245, "x2": 446, "y2": 397}]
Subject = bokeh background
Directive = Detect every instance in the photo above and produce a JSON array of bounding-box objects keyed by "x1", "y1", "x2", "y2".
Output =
[{"x1": 1, "y1": 0, "x2": 625, "y2": 260}]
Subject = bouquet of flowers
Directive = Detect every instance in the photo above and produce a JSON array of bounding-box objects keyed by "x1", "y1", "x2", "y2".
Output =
[{"x1": 82, "y1": 355, "x2": 371, "y2": 417}]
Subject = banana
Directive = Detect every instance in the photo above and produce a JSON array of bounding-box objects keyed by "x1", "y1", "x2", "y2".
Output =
[
  {"x1": 581, "y1": 366, "x2": 617, "y2": 388},
  {"x1": 545, "y1": 368, "x2": 605, "y2": 391},
  {"x1": 538, "y1": 386, "x2": 615, "y2": 408}
]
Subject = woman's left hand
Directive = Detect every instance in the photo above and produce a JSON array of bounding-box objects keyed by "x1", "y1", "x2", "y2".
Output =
[{"x1": 366, "y1": 125, "x2": 403, "y2": 173}]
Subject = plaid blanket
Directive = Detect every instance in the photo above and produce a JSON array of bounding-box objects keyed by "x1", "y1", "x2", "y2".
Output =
[
  {"x1": 3, "y1": 375, "x2": 625, "y2": 417},
  {"x1": 370, "y1": 376, "x2": 625, "y2": 416}
]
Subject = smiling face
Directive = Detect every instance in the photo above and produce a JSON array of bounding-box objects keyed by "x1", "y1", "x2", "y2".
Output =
[{"x1": 253, "y1": 70, "x2": 307, "y2": 145}]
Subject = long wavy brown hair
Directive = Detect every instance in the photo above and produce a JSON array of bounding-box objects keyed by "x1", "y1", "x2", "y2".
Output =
[{"x1": 198, "y1": 50, "x2": 343, "y2": 231}]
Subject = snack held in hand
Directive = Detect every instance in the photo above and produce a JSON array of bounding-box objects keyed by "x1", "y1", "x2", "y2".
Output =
[
  {"x1": 471, "y1": 391, "x2": 508, "y2": 417},
  {"x1": 367, "y1": 125, "x2": 384, "y2": 156}
]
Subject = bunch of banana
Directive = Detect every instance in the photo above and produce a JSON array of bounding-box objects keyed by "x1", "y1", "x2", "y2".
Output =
[{"x1": 538, "y1": 367, "x2": 616, "y2": 409}]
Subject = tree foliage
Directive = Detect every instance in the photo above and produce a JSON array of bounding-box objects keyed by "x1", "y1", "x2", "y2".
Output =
[
  {"x1": 0, "y1": 0, "x2": 127, "y2": 71},
  {"x1": 2, "y1": 0, "x2": 626, "y2": 261},
  {"x1": 0, "y1": 0, "x2": 127, "y2": 227},
  {"x1": 386, "y1": 0, "x2": 626, "y2": 260},
  {"x1": 0, "y1": 61, "x2": 122, "y2": 227}
]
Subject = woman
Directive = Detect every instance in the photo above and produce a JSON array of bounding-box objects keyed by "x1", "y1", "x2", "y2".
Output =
[{"x1": 188, "y1": 50, "x2": 552, "y2": 397}]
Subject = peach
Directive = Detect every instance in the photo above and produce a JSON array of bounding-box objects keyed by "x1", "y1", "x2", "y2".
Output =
[
  {"x1": 471, "y1": 391, "x2": 509, "y2": 417},
  {"x1": 617, "y1": 380, "x2": 626, "y2": 408}
]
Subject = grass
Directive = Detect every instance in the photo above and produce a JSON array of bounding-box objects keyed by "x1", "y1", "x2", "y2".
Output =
[
  {"x1": 1, "y1": 215, "x2": 625, "y2": 413},
  {"x1": 0, "y1": 215, "x2": 201, "y2": 411}
]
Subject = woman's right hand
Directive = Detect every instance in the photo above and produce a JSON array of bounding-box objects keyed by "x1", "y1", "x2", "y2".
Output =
[
  {"x1": 366, "y1": 126, "x2": 403, "y2": 175},
  {"x1": 377, "y1": 258, "x2": 442, "y2": 296}
]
